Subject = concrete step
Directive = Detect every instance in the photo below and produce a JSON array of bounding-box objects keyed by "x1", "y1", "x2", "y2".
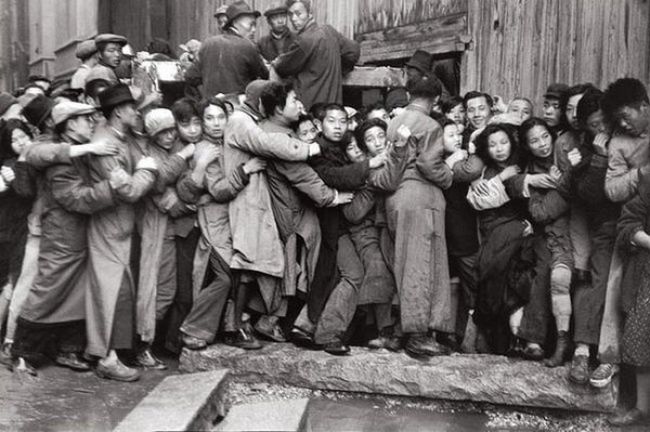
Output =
[
  {"x1": 180, "y1": 343, "x2": 618, "y2": 413},
  {"x1": 114, "y1": 369, "x2": 230, "y2": 432},
  {"x1": 214, "y1": 398, "x2": 310, "y2": 432}
]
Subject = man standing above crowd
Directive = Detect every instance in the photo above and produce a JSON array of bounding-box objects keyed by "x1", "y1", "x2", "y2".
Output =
[
  {"x1": 187, "y1": 1, "x2": 269, "y2": 98},
  {"x1": 272, "y1": 0, "x2": 360, "y2": 109},
  {"x1": 87, "y1": 34, "x2": 127, "y2": 86},
  {"x1": 258, "y1": 6, "x2": 295, "y2": 62}
]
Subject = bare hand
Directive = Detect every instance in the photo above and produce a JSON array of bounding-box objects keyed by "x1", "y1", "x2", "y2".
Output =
[
  {"x1": 196, "y1": 145, "x2": 220, "y2": 166},
  {"x1": 549, "y1": 165, "x2": 563, "y2": 182},
  {"x1": 369, "y1": 152, "x2": 388, "y2": 169},
  {"x1": 109, "y1": 167, "x2": 130, "y2": 189},
  {"x1": 0, "y1": 176, "x2": 7, "y2": 193},
  {"x1": 333, "y1": 191, "x2": 354, "y2": 206},
  {"x1": 243, "y1": 157, "x2": 266, "y2": 175},
  {"x1": 498, "y1": 165, "x2": 521, "y2": 182},
  {"x1": 445, "y1": 150, "x2": 468, "y2": 168},
  {"x1": 522, "y1": 219, "x2": 534, "y2": 237},
  {"x1": 88, "y1": 140, "x2": 120, "y2": 156},
  {"x1": 468, "y1": 142, "x2": 476, "y2": 155},
  {"x1": 567, "y1": 148, "x2": 582, "y2": 167},
  {"x1": 528, "y1": 173, "x2": 557, "y2": 189},
  {"x1": 1, "y1": 166, "x2": 16, "y2": 183},
  {"x1": 136, "y1": 156, "x2": 158, "y2": 171},
  {"x1": 394, "y1": 125, "x2": 412, "y2": 148},
  {"x1": 473, "y1": 179, "x2": 490, "y2": 195},
  {"x1": 593, "y1": 133, "x2": 610, "y2": 156},
  {"x1": 177, "y1": 143, "x2": 195, "y2": 160}
]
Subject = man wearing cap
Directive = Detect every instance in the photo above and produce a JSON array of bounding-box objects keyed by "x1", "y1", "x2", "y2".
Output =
[
  {"x1": 87, "y1": 34, "x2": 128, "y2": 86},
  {"x1": 258, "y1": 6, "x2": 295, "y2": 62},
  {"x1": 187, "y1": 1, "x2": 269, "y2": 98},
  {"x1": 27, "y1": 75, "x2": 51, "y2": 94},
  {"x1": 214, "y1": 4, "x2": 229, "y2": 31},
  {"x1": 71, "y1": 39, "x2": 98, "y2": 91},
  {"x1": 10, "y1": 101, "x2": 119, "y2": 376},
  {"x1": 223, "y1": 79, "x2": 322, "y2": 343},
  {"x1": 85, "y1": 83, "x2": 158, "y2": 382},
  {"x1": 543, "y1": 83, "x2": 570, "y2": 136},
  {"x1": 272, "y1": 0, "x2": 359, "y2": 110}
]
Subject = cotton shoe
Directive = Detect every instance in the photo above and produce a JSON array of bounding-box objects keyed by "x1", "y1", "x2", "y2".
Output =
[
  {"x1": 522, "y1": 343, "x2": 545, "y2": 361},
  {"x1": 225, "y1": 328, "x2": 263, "y2": 350},
  {"x1": 607, "y1": 408, "x2": 649, "y2": 426},
  {"x1": 437, "y1": 333, "x2": 461, "y2": 352},
  {"x1": 323, "y1": 340, "x2": 350, "y2": 356},
  {"x1": 135, "y1": 348, "x2": 167, "y2": 370},
  {"x1": 181, "y1": 334, "x2": 207, "y2": 351},
  {"x1": 590, "y1": 363, "x2": 619, "y2": 388},
  {"x1": 96, "y1": 358, "x2": 140, "y2": 382},
  {"x1": 0, "y1": 342, "x2": 12, "y2": 367},
  {"x1": 568, "y1": 355, "x2": 590, "y2": 385},
  {"x1": 12, "y1": 357, "x2": 37, "y2": 376},
  {"x1": 55, "y1": 352, "x2": 91, "y2": 371},
  {"x1": 405, "y1": 333, "x2": 450, "y2": 358},
  {"x1": 254, "y1": 316, "x2": 287, "y2": 343},
  {"x1": 543, "y1": 331, "x2": 571, "y2": 368}
]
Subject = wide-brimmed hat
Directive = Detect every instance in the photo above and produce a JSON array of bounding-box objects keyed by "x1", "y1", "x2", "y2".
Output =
[
  {"x1": 51, "y1": 101, "x2": 96, "y2": 126},
  {"x1": 264, "y1": 6, "x2": 288, "y2": 18},
  {"x1": 225, "y1": 1, "x2": 261, "y2": 28},
  {"x1": 405, "y1": 50, "x2": 432, "y2": 74},
  {"x1": 98, "y1": 83, "x2": 135, "y2": 110}
]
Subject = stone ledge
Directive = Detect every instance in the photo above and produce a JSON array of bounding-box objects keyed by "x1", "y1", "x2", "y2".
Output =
[
  {"x1": 214, "y1": 398, "x2": 310, "y2": 432},
  {"x1": 114, "y1": 370, "x2": 230, "y2": 432},
  {"x1": 180, "y1": 344, "x2": 618, "y2": 413}
]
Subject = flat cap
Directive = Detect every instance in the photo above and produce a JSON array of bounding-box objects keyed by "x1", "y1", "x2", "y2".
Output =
[
  {"x1": 94, "y1": 33, "x2": 128, "y2": 47},
  {"x1": 264, "y1": 6, "x2": 288, "y2": 17},
  {"x1": 75, "y1": 39, "x2": 98, "y2": 60},
  {"x1": 544, "y1": 83, "x2": 570, "y2": 100},
  {"x1": 51, "y1": 101, "x2": 95, "y2": 126}
]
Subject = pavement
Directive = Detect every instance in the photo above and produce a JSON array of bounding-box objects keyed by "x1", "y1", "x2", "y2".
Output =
[{"x1": 0, "y1": 356, "x2": 178, "y2": 432}]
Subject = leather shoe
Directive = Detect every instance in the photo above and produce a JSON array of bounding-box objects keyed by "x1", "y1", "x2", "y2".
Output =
[
  {"x1": 436, "y1": 333, "x2": 461, "y2": 352},
  {"x1": 135, "y1": 348, "x2": 167, "y2": 370},
  {"x1": 290, "y1": 327, "x2": 316, "y2": 349},
  {"x1": 55, "y1": 352, "x2": 91, "y2": 371},
  {"x1": 323, "y1": 340, "x2": 350, "y2": 356},
  {"x1": 181, "y1": 334, "x2": 207, "y2": 351},
  {"x1": 96, "y1": 358, "x2": 140, "y2": 382},
  {"x1": 0, "y1": 342, "x2": 12, "y2": 368},
  {"x1": 568, "y1": 355, "x2": 590, "y2": 385},
  {"x1": 405, "y1": 333, "x2": 451, "y2": 358},
  {"x1": 607, "y1": 408, "x2": 649, "y2": 426}
]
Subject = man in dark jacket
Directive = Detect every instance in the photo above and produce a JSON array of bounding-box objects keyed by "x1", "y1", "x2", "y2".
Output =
[
  {"x1": 272, "y1": 0, "x2": 360, "y2": 110},
  {"x1": 186, "y1": 1, "x2": 269, "y2": 98},
  {"x1": 258, "y1": 6, "x2": 295, "y2": 62}
]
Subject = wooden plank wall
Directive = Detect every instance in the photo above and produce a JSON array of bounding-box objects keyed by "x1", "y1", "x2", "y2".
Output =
[{"x1": 462, "y1": 0, "x2": 650, "y2": 108}]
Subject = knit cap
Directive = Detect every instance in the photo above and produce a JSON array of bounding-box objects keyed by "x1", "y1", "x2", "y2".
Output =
[{"x1": 145, "y1": 108, "x2": 176, "y2": 136}]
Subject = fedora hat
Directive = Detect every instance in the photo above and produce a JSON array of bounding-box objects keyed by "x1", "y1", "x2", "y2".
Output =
[
  {"x1": 225, "y1": 1, "x2": 261, "y2": 28},
  {"x1": 99, "y1": 83, "x2": 135, "y2": 111},
  {"x1": 405, "y1": 50, "x2": 432, "y2": 74}
]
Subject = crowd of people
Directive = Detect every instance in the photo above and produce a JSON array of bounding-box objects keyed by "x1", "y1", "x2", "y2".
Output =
[{"x1": 0, "y1": 0, "x2": 649, "y2": 426}]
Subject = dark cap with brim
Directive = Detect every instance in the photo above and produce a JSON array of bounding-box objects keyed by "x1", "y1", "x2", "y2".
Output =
[
  {"x1": 544, "y1": 83, "x2": 570, "y2": 100},
  {"x1": 99, "y1": 83, "x2": 135, "y2": 111},
  {"x1": 225, "y1": 1, "x2": 261, "y2": 28},
  {"x1": 264, "y1": 6, "x2": 288, "y2": 17}
]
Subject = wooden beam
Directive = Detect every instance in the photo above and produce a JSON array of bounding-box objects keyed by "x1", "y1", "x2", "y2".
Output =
[
  {"x1": 357, "y1": 12, "x2": 470, "y2": 63},
  {"x1": 342, "y1": 66, "x2": 405, "y2": 88}
]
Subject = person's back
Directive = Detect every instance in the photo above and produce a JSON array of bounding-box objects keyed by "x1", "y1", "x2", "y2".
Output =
[{"x1": 192, "y1": 31, "x2": 268, "y2": 98}]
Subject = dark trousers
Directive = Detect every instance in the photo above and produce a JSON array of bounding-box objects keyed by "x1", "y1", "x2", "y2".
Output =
[
  {"x1": 165, "y1": 228, "x2": 200, "y2": 352},
  {"x1": 450, "y1": 253, "x2": 478, "y2": 338},
  {"x1": 180, "y1": 250, "x2": 231, "y2": 342},
  {"x1": 573, "y1": 219, "x2": 616, "y2": 345},
  {"x1": 519, "y1": 235, "x2": 552, "y2": 345},
  {"x1": 307, "y1": 208, "x2": 340, "y2": 324},
  {"x1": 12, "y1": 317, "x2": 85, "y2": 361}
]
